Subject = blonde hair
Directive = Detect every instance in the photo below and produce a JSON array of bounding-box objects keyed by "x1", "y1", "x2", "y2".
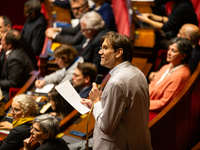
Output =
[{"x1": 13, "y1": 94, "x2": 39, "y2": 117}]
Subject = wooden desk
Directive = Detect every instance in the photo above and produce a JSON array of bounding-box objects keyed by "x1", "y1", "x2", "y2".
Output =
[
  {"x1": 62, "y1": 113, "x2": 95, "y2": 140},
  {"x1": 131, "y1": 1, "x2": 156, "y2": 59}
]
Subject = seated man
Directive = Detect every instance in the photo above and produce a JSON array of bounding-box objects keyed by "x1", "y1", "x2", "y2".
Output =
[
  {"x1": 21, "y1": 0, "x2": 47, "y2": 68},
  {"x1": 0, "y1": 16, "x2": 12, "y2": 76},
  {"x1": 45, "y1": 0, "x2": 89, "y2": 45},
  {"x1": 71, "y1": 62, "x2": 97, "y2": 98},
  {"x1": 177, "y1": 24, "x2": 200, "y2": 74},
  {"x1": 0, "y1": 30, "x2": 34, "y2": 103},
  {"x1": 73, "y1": 11, "x2": 110, "y2": 74}
]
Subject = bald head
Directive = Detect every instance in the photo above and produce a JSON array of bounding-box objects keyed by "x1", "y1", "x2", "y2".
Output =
[{"x1": 177, "y1": 24, "x2": 200, "y2": 46}]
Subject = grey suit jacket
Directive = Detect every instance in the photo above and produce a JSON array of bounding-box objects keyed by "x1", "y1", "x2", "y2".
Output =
[{"x1": 93, "y1": 61, "x2": 152, "y2": 150}]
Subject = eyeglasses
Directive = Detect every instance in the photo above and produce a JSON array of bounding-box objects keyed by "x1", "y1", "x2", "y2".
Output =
[
  {"x1": 71, "y1": 3, "x2": 87, "y2": 11},
  {"x1": 81, "y1": 28, "x2": 92, "y2": 32},
  {"x1": 30, "y1": 126, "x2": 40, "y2": 133},
  {"x1": 99, "y1": 46, "x2": 113, "y2": 52},
  {"x1": 9, "y1": 107, "x2": 21, "y2": 114}
]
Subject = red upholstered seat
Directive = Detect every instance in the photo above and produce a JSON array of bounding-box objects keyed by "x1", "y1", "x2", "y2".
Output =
[
  {"x1": 9, "y1": 87, "x2": 21, "y2": 99},
  {"x1": 165, "y1": 1, "x2": 173, "y2": 16}
]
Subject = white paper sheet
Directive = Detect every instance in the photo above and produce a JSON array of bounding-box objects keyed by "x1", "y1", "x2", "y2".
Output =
[
  {"x1": 55, "y1": 80, "x2": 90, "y2": 114},
  {"x1": 35, "y1": 84, "x2": 54, "y2": 93}
]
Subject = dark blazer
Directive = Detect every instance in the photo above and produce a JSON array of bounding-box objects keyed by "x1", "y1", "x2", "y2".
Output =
[
  {"x1": 0, "y1": 124, "x2": 31, "y2": 150},
  {"x1": 21, "y1": 13, "x2": 47, "y2": 56},
  {"x1": 53, "y1": 0, "x2": 70, "y2": 9},
  {"x1": 0, "y1": 50, "x2": 5, "y2": 76},
  {"x1": 0, "y1": 48, "x2": 34, "y2": 103},
  {"x1": 73, "y1": 28, "x2": 110, "y2": 74},
  {"x1": 54, "y1": 23, "x2": 85, "y2": 45},
  {"x1": 79, "y1": 86, "x2": 92, "y2": 98},
  {"x1": 53, "y1": 9, "x2": 93, "y2": 45},
  {"x1": 36, "y1": 138, "x2": 69, "y2": 150},
  {"x1": 189, "y1": 44, "x2": 200, "y2": 74}
]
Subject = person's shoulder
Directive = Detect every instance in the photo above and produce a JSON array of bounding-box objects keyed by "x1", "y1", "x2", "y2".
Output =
[
  {"x1": 13, "y1": 124, "x2": 31, "y2": 131},
  {"x1": 96, "y1": 28, "x2": 110, "y2": 37},
  {"x1": 193, "y1": 45, "x2": 200, "y2": 53},
  {"x1": 38, "y1": 138, "x2": 69, "y2": 150},
  {"x1": 175, "y1": 65, "x2": 191, "y2": 78},
  {"x1": 9, "y1": 124, "x2": 30, "y2": 136},
  {"x1": 101, "y1": 2, "x2": 112, "y2": 8},
  {"x1": 175, "y1": 2, "x2": 193, "y2": 10},
  {"x1": 9, "y1": 48, "x2": 25, "y2": 58}
]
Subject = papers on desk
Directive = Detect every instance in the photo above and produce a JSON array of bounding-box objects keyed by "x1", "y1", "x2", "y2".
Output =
[
  {"x1": 35, "y1": 84, "x2": 54, "y2": 94},
  {"x1": 0, "y1": 129, "x2": 10, "y2": 135},
  {"x1": 55, "y1": 80, "x2": 90, "y2": 115}
]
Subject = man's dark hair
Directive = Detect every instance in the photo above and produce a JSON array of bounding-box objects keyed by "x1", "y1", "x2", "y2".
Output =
[
  {"x1": 101, "y1": 31, "x2": 134, "y2": 62},
  {"x1": 77, "y1": 62, "x2": 97, "y2": 83},
  {"x1": 5, "y1": 29, "x2": 21, "y2": 49},
  {"x1": 168, "y1": 37, "x2": 192, "y2": 64},
  {"x1": 1, "y1": 16, "x2": 12, "y2": 27},
  {"x1": 25, "y1": 0, "x2": 41, "y2": 15}
]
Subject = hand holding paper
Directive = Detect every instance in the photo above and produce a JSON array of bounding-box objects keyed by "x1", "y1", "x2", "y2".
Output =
[{"x1": 55, "y1": 80, "x2": 90, "y2": 114}]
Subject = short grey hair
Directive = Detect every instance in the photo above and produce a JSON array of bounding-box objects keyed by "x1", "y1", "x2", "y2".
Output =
[
  {"x1": 33, "y1": 114, "x2": 59, "y2": 138},
  {"x1": 80, "y1": 11, "x2": 105, "y2": 30},
  {"x1": 13, "y1": 94, "x2": 39, "y2": 117}
]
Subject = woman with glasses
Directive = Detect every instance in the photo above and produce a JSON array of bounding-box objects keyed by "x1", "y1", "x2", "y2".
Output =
[
  {"x1": 23, "y1": 114, "x2": 69, "y2": 150},
  {"x1": 0, "y1": 94, "x2": 38, "y2": 150}
]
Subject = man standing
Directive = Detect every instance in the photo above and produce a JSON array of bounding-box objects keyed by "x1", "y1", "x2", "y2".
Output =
[
  {"x1": 21, "y1": 0, "x2": 47, "y2": 69},
  {"x1": 81, "y1": 31, "x2": 152, "y2": 149},
  {"x1": 71, "y1": 62, "x2": 97, "y2": 98},
  {"x1": 0, "y1": 30, "x2": 34, "y2": 103},
  {"x1": 45, "y1": 0, "x2": 89, "y2": 45},
  {"x1": 22, "y1": 0, "x2": 47, "y2": 56}
]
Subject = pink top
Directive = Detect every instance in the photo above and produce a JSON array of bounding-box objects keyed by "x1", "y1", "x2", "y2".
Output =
[{"x1": 149, "y1": 63, "x2": 191, "y2": 112}]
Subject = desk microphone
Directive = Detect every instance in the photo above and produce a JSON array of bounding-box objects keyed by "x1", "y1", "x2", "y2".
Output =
[{"x1": 95, "y1": 74, "x2": 104, "y2": 89}]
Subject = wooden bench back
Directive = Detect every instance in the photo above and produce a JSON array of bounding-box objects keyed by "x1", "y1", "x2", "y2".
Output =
[{"x1": 149, "y1": 62, "x2": 200, "y2": 150}]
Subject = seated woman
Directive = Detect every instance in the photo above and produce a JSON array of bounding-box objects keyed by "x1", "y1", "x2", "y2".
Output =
[
  {"x1": 48, "y1": 87, "x2": 74, "y2": 120},
  {"x1": 91, "y1": 0, "x2": 117, "y2": 31},
  {"x1": 149, "y1": 37, "x2": 192, "y2": 121},
  {"x1": 23, "y1": 114, "x2": 69, "y2": 150},
  {"x1": 137, "y1": 0, "x2": 198, "y2": 49},
  {"x1": 35, "y1": 44, "x2": 84, "y2": 88},
  {"x1": 0, "y1": 94, "x2": 39, "y2": 150}
]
